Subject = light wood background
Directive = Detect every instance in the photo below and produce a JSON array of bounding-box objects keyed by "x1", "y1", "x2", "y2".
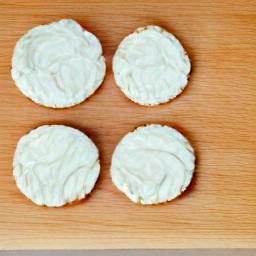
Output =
[{"x1": 0, "y1": 0, "x2": 255, "y2": 250}]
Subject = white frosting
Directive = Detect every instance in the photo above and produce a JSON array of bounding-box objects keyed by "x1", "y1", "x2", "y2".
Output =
[
  {"x1": 113, "y1": 26, "x2": 191, "y2": 106},
  {"x1": 12, "y1": 19, "x2": 106, "y2": 108},
  {"x1": 111, "y1": 124, "x2": 195, "y2": 204},
  {"x1": 13, "y1": 125, "x2": 100, "y2": 207}
]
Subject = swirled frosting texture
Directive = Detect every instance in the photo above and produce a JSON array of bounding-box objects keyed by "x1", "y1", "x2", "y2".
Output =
[
  {"x1": 13, "y1": 125, "x2": 100, "y2": 207},
  {"x1": 111, "y1": 124, "x2": 195, "y2": 204},
  {"x1": 12, "y1": 19, "x2": 106, "y2": 108},
  {"x1": 113, "y1": 26, "x2": 191, "y2": 106}
]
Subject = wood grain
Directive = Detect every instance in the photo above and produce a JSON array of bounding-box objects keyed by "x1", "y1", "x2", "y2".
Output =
[{"x1": 0, "y1": 0, "x2": 255, "y2": 250}]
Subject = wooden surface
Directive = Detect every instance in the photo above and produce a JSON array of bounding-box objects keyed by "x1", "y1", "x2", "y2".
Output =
[{"x1": 0, "y1": 0, "x2": 255, "y2": 250}]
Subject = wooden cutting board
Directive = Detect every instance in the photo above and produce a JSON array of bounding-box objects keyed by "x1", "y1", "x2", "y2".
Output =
[{"x1": 0, "y1": 0, "x2": 255, "y2": 250}]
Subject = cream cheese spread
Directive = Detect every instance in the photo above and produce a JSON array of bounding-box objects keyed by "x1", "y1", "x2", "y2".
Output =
[
  {"x1": 12, "y1": 19, "x2": 106, "y2": 108},
  {"x1": 13, "y1": 125, "x2": 100, "y2": 207},
  {"x1": 111, "y1": 124, "x2": 195, "y2": 204},
  {"x1": 113, "y1": 26, "x2": 191, "y2": 106}
]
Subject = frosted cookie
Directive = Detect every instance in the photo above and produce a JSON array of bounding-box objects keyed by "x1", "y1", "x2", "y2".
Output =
[
  {"x1": 111, "y1": 124, "x2": 195, "y2": 204},
  {"x1": 113, "y1": 26, "x2": 191, "y2": 106},
  {"x1": 13, "y1": 125, "x2": 100, "y2": 207},
  {"x1": 12, "y1": 19, "x2": 106, "y2": 108}
]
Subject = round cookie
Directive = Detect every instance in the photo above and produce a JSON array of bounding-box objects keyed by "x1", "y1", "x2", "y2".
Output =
[
  {"x1": 111, "y1": 124, "x2": 195, "y2": 204},
  {"x1": 12, "y1": 19, "x2": 106, "y2": 108},
  {"x1": 113, "y1": 25, "x2": 191, "y2": 106},
  {"x1": 13, "y1": 125, "x2": 100, "y2": 207}
]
